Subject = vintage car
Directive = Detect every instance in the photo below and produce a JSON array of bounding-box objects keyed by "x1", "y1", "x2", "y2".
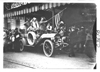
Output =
[{"x1": 16, "y1": 19, "x2": 93, "y2": 57}]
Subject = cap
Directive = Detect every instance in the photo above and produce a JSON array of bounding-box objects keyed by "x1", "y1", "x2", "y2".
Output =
[{"x1": 60, "y1": 21, "x2": 64, "y2": 24}]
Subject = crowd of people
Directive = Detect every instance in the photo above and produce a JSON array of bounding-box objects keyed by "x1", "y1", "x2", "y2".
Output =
[
  {"x1": 3, "y1": 27, "x2": 23, "y2": 51},
  {"x1": 3, "y1": 27, "x2": 22, "y2": 42},
  {"x1": 3, "y1": 16, "x2": 95, "y2": 58},
  {"x1": 3, "y1": 16, "x2": 67, "y2": 44}
]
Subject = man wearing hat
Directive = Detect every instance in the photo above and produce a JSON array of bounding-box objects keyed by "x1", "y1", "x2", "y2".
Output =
[{"x1": 28, "y1": 17, "x2": 39, "y2": 31}]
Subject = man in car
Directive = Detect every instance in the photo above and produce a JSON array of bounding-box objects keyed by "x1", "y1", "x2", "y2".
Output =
[
  {"x1": 55, "y1": 21, "x2": 67, "y2": 46},
  {"x1": 31, "y1": 17, "x2": 40, "y2": 31},
  {"x1": 27, "y1": 17, "x2": 39, "y2": 32}
]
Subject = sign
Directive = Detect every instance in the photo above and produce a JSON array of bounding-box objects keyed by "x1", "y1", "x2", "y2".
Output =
[{"x1": 11, "y1": 2, "x2": 29, "y2": 9}]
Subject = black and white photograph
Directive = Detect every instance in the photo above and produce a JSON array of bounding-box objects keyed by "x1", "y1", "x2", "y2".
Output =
[{"x1": 3, "y1": 1, "x2": 97, "y2": 69}]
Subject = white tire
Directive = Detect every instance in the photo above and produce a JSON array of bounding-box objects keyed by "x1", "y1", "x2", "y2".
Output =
[
  {"x1": 27, "y1": 31, "x2": 36, "y2": 45},
  {"x1": 43, "y1": 39, "x2": 54, "y2": 57}
]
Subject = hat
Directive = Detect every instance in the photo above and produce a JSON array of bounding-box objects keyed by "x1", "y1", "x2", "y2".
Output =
[
  {"x1": 60, "y1": 21, "x2": 64, "y2": 24},
  {"x1": 30, "y1": 17, "x2": 37, "y2": 22},
  {"x1": 41, "y1": 17, "x2": 46, "y2": 21},
  {"x1": 33, "y1": 17, "x2": 37, "y2": 20}
]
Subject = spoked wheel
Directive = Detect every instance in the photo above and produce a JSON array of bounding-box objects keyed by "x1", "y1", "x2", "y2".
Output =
[
  {"x1": 14, "y1": 40, "x2": 24, "y2": 52},
  {"x1": 43, "y1": 39, "x2": 54, "y2": 57},
  {"x1": 19, "y1": 40, "x2": 24, "y2": 52}
]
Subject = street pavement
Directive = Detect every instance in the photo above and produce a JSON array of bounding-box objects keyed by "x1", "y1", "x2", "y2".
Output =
[
  {"x1": 3, "y1": 47, "x2": 96, "y2": 69},
  {"x1": 4, "y1": 60, "x2": 32, "y2": 69}
]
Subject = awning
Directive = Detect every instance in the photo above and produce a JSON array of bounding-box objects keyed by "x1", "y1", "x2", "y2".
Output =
[{"x1": 4, "y1": 3, "x2": 66, "y2": 18}]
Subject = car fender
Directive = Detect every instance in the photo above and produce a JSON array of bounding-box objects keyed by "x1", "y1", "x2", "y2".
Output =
[
  {"x1": 40, "y1": 33, "x2": 56, "y2": 40},
  {"x1": 21, "y1": 37, "x2": 27, "y2": 46}
]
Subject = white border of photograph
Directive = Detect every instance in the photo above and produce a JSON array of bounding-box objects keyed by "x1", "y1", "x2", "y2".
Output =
[{"x1": 0, "y1": 0, "x2": 99, "y2": 72}]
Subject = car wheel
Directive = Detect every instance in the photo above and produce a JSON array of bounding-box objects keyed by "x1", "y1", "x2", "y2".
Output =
[
  {"x1": 43, "y1": 39, "x2": 54, "y2": 57},
  {"x1": 19, "y1": 40, "x2": 24, "y2": 52},
  {"x1": 14, "y1": 40, "x2": 24, "y2": 52}
]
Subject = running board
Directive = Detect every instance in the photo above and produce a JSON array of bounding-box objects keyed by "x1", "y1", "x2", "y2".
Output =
[{"x1": 25, "y1": 45, "x2": 34, "y2": 47}]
